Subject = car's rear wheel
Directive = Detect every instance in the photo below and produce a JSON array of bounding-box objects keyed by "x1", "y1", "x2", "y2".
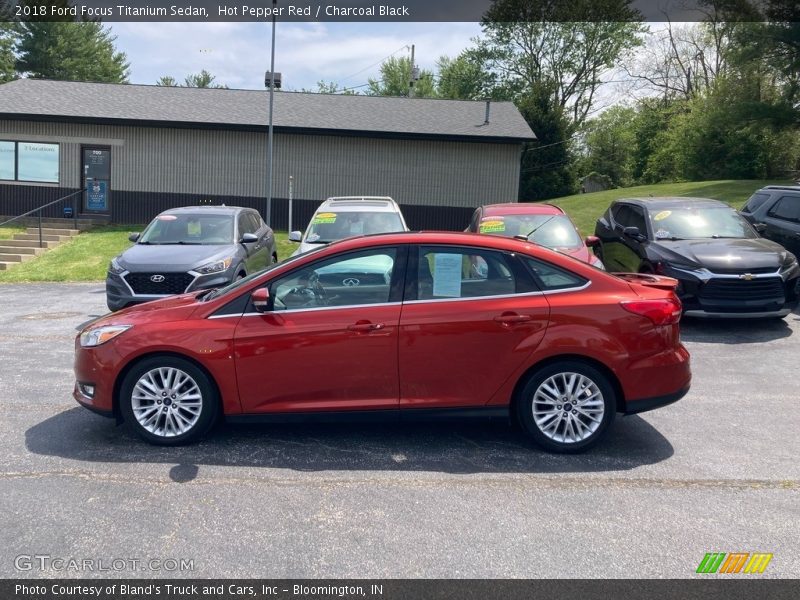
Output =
[
  {"x1": 516, "y1": 361, "x2": 616, "y2": 453},
  {"x1": 119, "y1": 356, "x2": 219, "y2": 445}
]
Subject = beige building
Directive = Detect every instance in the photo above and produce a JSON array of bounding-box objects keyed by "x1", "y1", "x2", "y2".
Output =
[{"x1": 0, "y1": 79, "x2": 535, "y2": 229}]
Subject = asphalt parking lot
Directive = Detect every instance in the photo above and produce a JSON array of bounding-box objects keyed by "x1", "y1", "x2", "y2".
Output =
[{"x1": 0, "y1": 282, "x2": 798, "y2": 579}]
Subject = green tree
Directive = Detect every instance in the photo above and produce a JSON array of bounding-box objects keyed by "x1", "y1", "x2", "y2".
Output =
[
  {"x1": 0, "y1": 21, "x2": 15, "y2": 84},
  {"x1": 184, "y1": 70, "x2": 226, "y2": 88},
  {"x1": 578, "y1": 106, "x2": 637, "y2": 187},
  {"x1": 156, "y1": 75, "x2": 178, "y2": 87},
  {"x1": 517, "y1": 87, "x2": 576, "y2": 200},
  {"x1": 436, "y1": 51, "x2": 497, "y2": 100},
  {"x1": 367, "y1": 56, "x2": 436, "y2": 98},
  {"x1": 15, "y1": 1, "x2": 129, "y2": 83}
]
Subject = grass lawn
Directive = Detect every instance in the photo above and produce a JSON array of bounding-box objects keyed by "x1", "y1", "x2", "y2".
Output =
[
  {"x1": 0, "y1": 225, "x2": 25, "y2": 240},
  {"x1": 549, "y1": 179, "x2": 790, "y2": 236},
  {"x1": 0, "y1": 227, "x2": 295, "y2": 283}
]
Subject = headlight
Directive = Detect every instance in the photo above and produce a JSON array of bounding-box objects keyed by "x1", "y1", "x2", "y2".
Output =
[
  {"x1": 195, "y1": 257, "x2": 234, "y2": 274},
  {"x1": 666, "y1": 261, "x2": 703, "y2": 272},
  {"x1": 108, "y1": 258, "x2": 125, "y2": 275},
  {"x1": 780, "y1": 252, "x2": 798, "y2": 275},
  {"x1": 80, "y1": 325, "x2": 131, "y2": 347}
]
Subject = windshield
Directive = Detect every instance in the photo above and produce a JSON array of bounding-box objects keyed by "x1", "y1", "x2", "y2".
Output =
[
  {"x1": 479, "y1": 214, "x2": 583, "y2": 249},
  {"x1": 649, "y1": 207, "x2": 758, "y2": 240},
  {"x1": 139, "y1": 213, "x2": 235, "y2": 245},
  {"x1": 304, "y1": 211, "x2": 404, "y2": 244}
]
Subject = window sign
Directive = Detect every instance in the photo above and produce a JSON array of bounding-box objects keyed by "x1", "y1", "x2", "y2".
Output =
[
  {"x1": 86, "y1": 179, "x2": 108, "y2": 211},
  {"x1": 17, "y1": 142, "x2": 59, "y2": 183},
  {"x1": 0, "y1": 141, "x2": 14, "y2": 180},
  {"x1": 432, "y1": 253, "x2": 462, "y2": 297}
]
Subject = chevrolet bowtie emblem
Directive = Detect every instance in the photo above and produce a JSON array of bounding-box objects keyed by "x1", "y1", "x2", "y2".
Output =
[{"x1": 739, "y1": 273, "x2": 754, "y2": 281}]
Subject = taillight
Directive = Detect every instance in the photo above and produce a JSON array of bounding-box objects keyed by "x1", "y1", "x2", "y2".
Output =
[{"x1": 621, "y1": 298, "x2": 682, "y2": 326}]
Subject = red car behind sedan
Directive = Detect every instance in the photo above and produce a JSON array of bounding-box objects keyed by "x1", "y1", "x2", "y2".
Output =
[
  {"x1": 74, "y1": 232, "x2": 690, "y2": 453},
  {"x1": 468, "y1": 203, "x2": 605, "y2": 270}
]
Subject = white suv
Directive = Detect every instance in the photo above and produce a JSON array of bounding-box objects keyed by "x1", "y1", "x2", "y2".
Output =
[{"x1": 289, "y1": 196, "x2": 409, "y2": 256}]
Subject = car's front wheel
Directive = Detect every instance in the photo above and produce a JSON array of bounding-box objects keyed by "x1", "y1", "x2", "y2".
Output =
[
  {"x1": 516, "y1": 361, "x2": 616, "y2": 453},
  {"x1": 119, "y1": 356, "x2": 219, "y2": 445}
]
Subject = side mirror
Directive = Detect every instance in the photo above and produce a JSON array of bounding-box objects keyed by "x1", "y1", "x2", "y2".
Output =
[
  {"x1": 128, "y1": 232, "x2": 140, "y2": 242},
  {"x1": 584, "y1": 235, "x2": 600, "y2": 248},
  {"x1": 241, "y1": 232, "x2": 259, "y2": 244},
  {"x1": 288, "y1": 231, "x2": 302, "y2": 243},
  {"x1": 753, "y1": 223, "x2": 767, "y2": 234},
  {"x1": 623, "y1": 226, "x2": 647, "y2": 242},
  {"x1": 251, "y1": 287, "x2": 270, "y2": 312}
]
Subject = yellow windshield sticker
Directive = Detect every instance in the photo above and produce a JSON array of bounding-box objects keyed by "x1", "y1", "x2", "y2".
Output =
[
  {"x1": 653, "y1": 210, "x2": 672, "y2": 221},
  {"x1": 312, "y1": 212, "x2": 337, "y2": 224},
  {"x1": 187, "y1": 221, "x2": 201, "y2": 236},
  {"x1": 480, "y1": 219, "x2": 506, "y2": 233}
]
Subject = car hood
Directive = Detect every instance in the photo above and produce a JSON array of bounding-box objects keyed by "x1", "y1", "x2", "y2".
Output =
[
  {"x1": 652, "y1": 238, "x2": 787, "y2": 270},
  {"x1": 118, "y1": 244, "x2": 237, "y2": 271},
  {"x1": 561, "y1": 245, "x2": 592, "y2": 264},
  {"x1": 85, "y1": 293, "x2": 202, "y2": 331}
]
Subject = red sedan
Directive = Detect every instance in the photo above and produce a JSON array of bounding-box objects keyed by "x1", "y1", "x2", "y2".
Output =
[
  {"x1": 468, "y1": 203, "x2": 605, "y2": 269},
  {"x1": 74, "y1": 232, "x2": 690, "y2": 453}
]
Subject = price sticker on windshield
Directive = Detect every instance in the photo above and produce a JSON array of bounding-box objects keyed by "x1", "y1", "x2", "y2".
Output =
[
  {"x1": 480, "y1": 218, "x2": 506, "y2": 233},
  {"x1": 653, "y1": 210, "x2": 672, "y2": 221},
  {"x1": 312, "y1": 212, "x2": 337, "y2": 224}
]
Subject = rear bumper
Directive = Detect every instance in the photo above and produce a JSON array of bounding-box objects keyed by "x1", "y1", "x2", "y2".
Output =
[{"x1": 624, "y1": 384, "x2": 690, "y2": 415}]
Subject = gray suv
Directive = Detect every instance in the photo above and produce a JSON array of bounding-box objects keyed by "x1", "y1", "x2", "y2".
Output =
[
  {"x1": 741, "y1": 185, "x2": 800, "y2": 257},
  {"x1": 106, "y1": 206, "x2": 276, "y2": 311}
]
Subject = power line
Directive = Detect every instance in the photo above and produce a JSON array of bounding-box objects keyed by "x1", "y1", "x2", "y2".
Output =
[{"x1": 339, "y1": 44, "x2": 411, "y2": 83}]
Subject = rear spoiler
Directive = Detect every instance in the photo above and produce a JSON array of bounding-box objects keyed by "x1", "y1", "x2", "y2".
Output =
[{"x1": 614, "y1": 273, "x2": 679, "y2": 292}]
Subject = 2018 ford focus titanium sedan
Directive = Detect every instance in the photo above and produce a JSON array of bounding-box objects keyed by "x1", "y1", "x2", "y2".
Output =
[
  {"x1": 106, "y1": 206, "x2": 276, "y2": 311},
  {"x1": 595, "y1": 197, "x2": 800, "y2": 318},
  {"x1": 76, "y1": 232, "x2": 691, "y2": 453}
]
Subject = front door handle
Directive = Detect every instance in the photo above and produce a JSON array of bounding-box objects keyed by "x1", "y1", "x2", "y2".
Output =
[
  {"x1": 494, "y1": 313, "x2": 532, "y2": 324},
  {"x1": 347, "y1": 321, "x2": 385, "y2": 332}
]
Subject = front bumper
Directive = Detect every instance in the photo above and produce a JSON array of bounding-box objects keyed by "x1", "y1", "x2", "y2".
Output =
[
  {"x1": 664, "y1": 265, "x2": 800, "y2": 319},
  {"x1": 106, "y1": 266, "x2": 237, "y2": 311}
]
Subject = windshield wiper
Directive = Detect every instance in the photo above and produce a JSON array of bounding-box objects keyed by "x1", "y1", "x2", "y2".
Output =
[{"x1": 158, "y1": 241, "x2": 203, "y2": 245}]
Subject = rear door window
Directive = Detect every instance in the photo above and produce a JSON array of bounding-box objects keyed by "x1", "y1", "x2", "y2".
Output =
[{"x1": 766, "y1": 196, "x2": 800, "y2": 223}]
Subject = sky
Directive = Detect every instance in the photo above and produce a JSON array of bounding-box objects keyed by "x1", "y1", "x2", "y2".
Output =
[{"x1": 111, "y1": 22, "x2": 484, "y2": 91}]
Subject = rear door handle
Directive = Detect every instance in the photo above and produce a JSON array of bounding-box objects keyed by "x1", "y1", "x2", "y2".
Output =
[
  {"x1": 494, "y1": 313, "x2": 532, "y2": 324},
  {"x1": 347, "y1": 321, "x2": 385, "y2": 332}
]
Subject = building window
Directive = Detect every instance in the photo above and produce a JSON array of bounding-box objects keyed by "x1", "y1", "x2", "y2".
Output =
[
  {"x1": 0, "y1": 141, "x2": 60, "y2": 183},
  {"x1": 0, "y1": 141, "x2": 14, "y2": 181}
]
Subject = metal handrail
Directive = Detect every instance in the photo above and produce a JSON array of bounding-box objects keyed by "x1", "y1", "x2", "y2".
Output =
[{"x1": 0, "y1": 188, "x2": 86, "y2": 248}]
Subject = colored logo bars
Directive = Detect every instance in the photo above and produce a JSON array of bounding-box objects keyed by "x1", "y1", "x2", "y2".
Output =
[{"x1": 697, "y1": 552, "x2": 773, "y2": 574}]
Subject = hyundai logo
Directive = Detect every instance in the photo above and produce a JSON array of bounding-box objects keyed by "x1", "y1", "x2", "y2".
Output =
[
  {"x1": 150, "y1": 274, "x2": 166, "y2": 283},
  {"x1": 342, "y1": 278, "x2": 360, "y2": 287}
]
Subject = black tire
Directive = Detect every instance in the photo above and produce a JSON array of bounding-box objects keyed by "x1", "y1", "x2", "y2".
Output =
[
  {"x1": 119, "y1": 355, "x2": 219, "y2": 446},
  {"x1": 516, "y1": 361, "x2": 616, "y2": 453}
]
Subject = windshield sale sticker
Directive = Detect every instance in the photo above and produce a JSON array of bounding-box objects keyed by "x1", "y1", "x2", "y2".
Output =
[
  {"x1": 312, "y1": 212, "x2": 337, "y2": 224},
  {"x1": 653, "y1": 210, "x2": 672, "y2": 221},
  {"x1": 479, "y1": 218, "x2": 505, "y2": 233}
]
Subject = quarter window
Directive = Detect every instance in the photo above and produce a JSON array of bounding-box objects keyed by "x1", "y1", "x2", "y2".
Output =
[
  {"x1": 270, "y1": 248, "x2": 397, "y2": 311},
  {"x1": 524, "y1": 258, "x2": 588, "y2": 291},
  {"x1": 416, "y1": 246, "x2": 517, "y2": 300},
  {"x1": 766, "y1": 196, "x2": 800, "y2": 223}
]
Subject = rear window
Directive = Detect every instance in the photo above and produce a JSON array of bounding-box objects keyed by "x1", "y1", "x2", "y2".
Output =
[{"x1": 742, "y1": 193, "x2": 771, "y2": 213}]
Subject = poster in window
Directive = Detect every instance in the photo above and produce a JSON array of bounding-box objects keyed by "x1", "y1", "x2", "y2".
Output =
[
  {"x1": 0, "y1": 141, "x2": 14, "y2": 180},
  {"x1": 87, "y1": 179, "x2": 108, "y2": 211},
  {"x1": 17, "y1": 142, "x2": 59, "y2": 183}
]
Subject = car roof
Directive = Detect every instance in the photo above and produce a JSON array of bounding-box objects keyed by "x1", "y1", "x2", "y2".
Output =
[
  {"x1": 614, "y1": 197, "x2": 731, "y2": 210},
  {"x1": 317, "y1": 196, "x2": 400, "y2": 213},
  {"x1": 159, "y1": 205, "x2": 248, "y2": 216},
  {"x1": 481, "y1": 203, "x2": 565, "y2": 216}
]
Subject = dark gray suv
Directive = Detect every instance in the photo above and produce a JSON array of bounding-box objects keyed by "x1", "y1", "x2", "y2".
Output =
[
  {"x1": 106, "y1": 206, "x2": 276, "y2": 311},
  {"x1": 740, "y1": 185, "x2": 800, "y2": 257}
]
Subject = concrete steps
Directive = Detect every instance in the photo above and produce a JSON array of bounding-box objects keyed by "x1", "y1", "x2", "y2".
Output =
[
  {"x1": 0, "y1": 221, "x2": 88, "y2": 272},
  {"x1": 0, "y1": 216, "x2": 96, "y2": 232}
]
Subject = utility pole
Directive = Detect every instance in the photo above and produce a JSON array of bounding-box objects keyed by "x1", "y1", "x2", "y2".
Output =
[
  {"x1": 408, "y1": 44, "x2": 416, "y2": 98},
  {"x1": 265, "y1": 0, "x2": 277, "y2": 227}
]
